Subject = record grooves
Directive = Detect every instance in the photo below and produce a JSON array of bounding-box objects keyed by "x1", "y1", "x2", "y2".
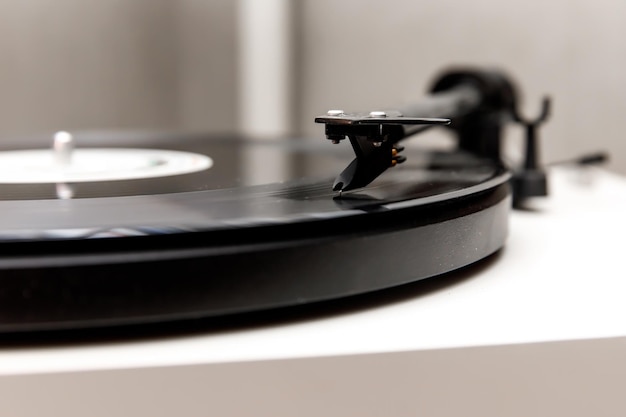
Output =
[{"x1": 0, "y1": 135, "x2": 510, "y2": 333}]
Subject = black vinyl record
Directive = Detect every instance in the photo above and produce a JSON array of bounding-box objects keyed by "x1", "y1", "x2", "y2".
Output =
[{"x1": 0, "y1": 131, "x2": 511, "y2": 334}]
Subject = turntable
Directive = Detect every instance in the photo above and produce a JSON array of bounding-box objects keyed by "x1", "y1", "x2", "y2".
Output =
[
  {"x1": 0, "y1": 67, "x2": 550, "y2": 334},
  {"x1": 1, "y1": 67, "x2": 626, "y2": 417}
]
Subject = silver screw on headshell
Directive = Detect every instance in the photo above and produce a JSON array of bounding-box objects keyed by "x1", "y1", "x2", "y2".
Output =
[
  {"x1": 327, "y1": 109, "x2": 344, "y2": 116},
  {"x1": 370, "y1": 112, "x2": 386, "y2": 147}
]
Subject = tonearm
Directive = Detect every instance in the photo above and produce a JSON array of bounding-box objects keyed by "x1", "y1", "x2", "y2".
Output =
[{"x1": 315, "y1": 67, "x2": 551, "y2": 205}]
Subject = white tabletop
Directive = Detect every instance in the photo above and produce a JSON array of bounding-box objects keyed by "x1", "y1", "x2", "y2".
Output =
[{"x1": 1, "y1": 166, "x2": 625, "y2": 377}]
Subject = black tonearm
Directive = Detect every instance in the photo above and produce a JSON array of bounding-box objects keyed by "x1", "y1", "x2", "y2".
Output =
[{"x1": 315, "y1": 67, "x2": 550, "y2": 203}]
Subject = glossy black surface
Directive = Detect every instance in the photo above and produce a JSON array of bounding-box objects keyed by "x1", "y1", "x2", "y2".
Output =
[
  {"x1": 0, "y1": 132, "x2": 506, "y2": 242},
  {"x1": 0, "y1": 132, "x2": 511, "y2": 334},
  {"x1": 0, "y1": 133, "x2": 344, "y2": 199}
]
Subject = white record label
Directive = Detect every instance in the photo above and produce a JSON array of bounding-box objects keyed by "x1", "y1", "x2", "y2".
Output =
[{"x1": 0, "y1": 148, "x2": 213, "y2": 184}]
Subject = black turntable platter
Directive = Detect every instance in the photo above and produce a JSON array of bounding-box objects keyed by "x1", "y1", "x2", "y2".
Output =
[{"x1": 0, "y1": 131, "x2": 510, "y2": 334}]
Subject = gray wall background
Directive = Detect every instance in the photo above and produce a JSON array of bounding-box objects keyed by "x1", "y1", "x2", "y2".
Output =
[
  {"x1": 1, "y1": 0, "x2": 624, "y2": 174},
  {"x1": 0, "y1": 0, "x2": 236, "y2": 135}
]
